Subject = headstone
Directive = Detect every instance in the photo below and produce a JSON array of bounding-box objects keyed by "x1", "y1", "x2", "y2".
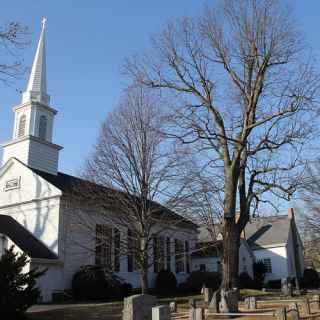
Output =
[
  {"x1": 123, "y1": 294, "x2": 156, "y2": 320},
  {"x1": 203, "y1": 288, "x2": 213, "y2": 306},
  {"x1": 219, "y1": 288, "x2": 239, "y2": 313},
  {"x1": 194, "y1": 308, "x2": 204, "y2": 320},
  {"x1": 219, "y1": 289, "x2": 228, "y2": 313},
  {"x1": 152, "y1": 305, "x2": 170, "y2": 320},
  {"x1": 281, "y1": 278, "x2": 293, "y2": 296},
  {"x1": 303, "y1": 298, "x2": 311, "y2": 315},
  {"x1": 313, "y1": 295, "x2": 320, "y2": 310},
  {"x1": 169, "y1": 301, "x2": 177, "y2": 313},
  {"x1": 248, "y1": 297, "x2": 257, "y2": 310},
  {"x1": 281, "y1": 278, "x2": 288, "y2": 296},
  {"x1": 244, "y1": 297, "x2": 250, "y2": 309},
  {"x1": 208, "y1": 289, "x2": 220, "y2": 313},
  {"x1": 276, "y1": 307, "x2": 287, "y2": 320},
  {"x1": 189, "y1": 298, "x2": 196, "y2": 309},
  {"x1": 288, "y1": 303, "x2": 299, "y2": 320}
]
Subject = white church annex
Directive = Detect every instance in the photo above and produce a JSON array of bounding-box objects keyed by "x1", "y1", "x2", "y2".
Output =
[{"x1": 0, "y1": 20, "x2": 198, "y2": 301}]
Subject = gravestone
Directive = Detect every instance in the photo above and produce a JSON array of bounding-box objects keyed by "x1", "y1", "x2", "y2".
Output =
[
  {"x1": 203, "y1": 288, "x2": 213, "y2": 306},
  {"x1": 219, "y1": 288, "x2": 239, "y2": 313},
  {"x1": 189, "y1": 308, "x2": 204, "y2": 320},
  {"x1": 313, "y1": 295, "x2": 320, "y2": 310},
  {"x1": 244, "y1": 297, "x2": 256, "y2": 309},
  {"x1": 169, "y1": 301, "x2": 177, "y2": 313},
  {"x1": 189, "y1": 298, "x2": 196, "y2": 308},
  {"x1": 152, "y1": 305, "x2": 170, "y2": 320},
  {"x1": 208, "y1": 289, "x2": 220, "y2": 313},
  {"x1": 303, "y1": 298, "x2": 311, "y2": 315},
  {"x1": 276, "y1": 307, "x2": 287, "y2": 320},
  {"x1": 288, "y1": 303, "x2": 299, "y2": 320},
  {"x1": 281, "y1": 278, "x2": 292, "y2": 296},
  {"x1": 123, "y1": 294, "x2": 156, "y2": 320}
]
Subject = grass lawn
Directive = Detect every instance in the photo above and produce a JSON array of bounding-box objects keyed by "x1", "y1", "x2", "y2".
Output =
[
  {"x1": 26, "y1": 291, "x2": 320, "y2": 320},
  {"x1": 28, "y1": 303, "x2": 122, "y2": 320}
]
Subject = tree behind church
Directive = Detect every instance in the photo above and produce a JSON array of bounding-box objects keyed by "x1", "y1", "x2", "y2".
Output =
[
  {"x1": 124, "y1": 0, "x2": 320, "y2": 310},
  {"x1": 72, "y1": 85, "x2": 191, "y2": 293},
  {"x1": 0, "y1": 21, "x2": 29, "y2": 84}
]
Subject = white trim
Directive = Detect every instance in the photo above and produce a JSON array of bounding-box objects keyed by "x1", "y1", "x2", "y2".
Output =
[{"x1": 0, "y1": 195, "x2": 61, "y2": 210}]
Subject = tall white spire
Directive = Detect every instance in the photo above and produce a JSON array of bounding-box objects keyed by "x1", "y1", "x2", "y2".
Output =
[{"x1": 22, "y1": 17, "x2": 50, "y2": 105}]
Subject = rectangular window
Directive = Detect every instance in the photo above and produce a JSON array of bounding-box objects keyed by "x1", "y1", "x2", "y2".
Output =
[
  {"x1": 95, "y1": 225, "x2": 112, "y2": 268},
  {"x1": 263, "y1": 258, "x2": 272, "y2": 273},
  {"x1": 175, "y1": 239, "x2": 185, "y2": 273},
  {"x1": 128, "y1": 229, "x2": 139, "y2": 272},
  {"x1": 153, "y1": 236, "x2": 165, "y2": 273},
  {"x1": 114, "y1": 228, "x2": 120, "y2": 272},
  {"x1": 199, "y1": 264, "x2": 206, "y2": 272},
  {"x1": 166, "y1": 237, "x2": 171, "y2": 271}
]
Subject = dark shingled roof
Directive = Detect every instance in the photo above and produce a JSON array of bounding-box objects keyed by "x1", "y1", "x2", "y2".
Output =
[
  {"x1": 0, "y1": 215, "x2": 58, "y2": 259},
  {"x1": 30, "y1": 168, "x2": 197, "y2": 230},
  {"x1": 244, "y1": 215, "x2": 291, "y2": 249}
]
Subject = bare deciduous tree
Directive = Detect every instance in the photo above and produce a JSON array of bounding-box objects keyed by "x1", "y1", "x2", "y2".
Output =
[
  {"x1": 124, "y1": 0, "x2": 320, "y2": 311},
  {"x1": 300, "y1": 162, "x2": 320, "y2": 269},
  {"x1": 67, "y1": 85, "x2": 196, "y2": 293},
  {"x1": 0, "y1": 21, "x2": 29, "y2": 84}
]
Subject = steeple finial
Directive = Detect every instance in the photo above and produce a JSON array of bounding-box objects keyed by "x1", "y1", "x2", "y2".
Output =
[{"x1": 22, "y1": 17, "x2": 50, "y2": 105}]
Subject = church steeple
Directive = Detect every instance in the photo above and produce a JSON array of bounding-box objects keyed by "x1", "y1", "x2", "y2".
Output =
[
  {"x1": 1, "y1": 18, "x2": 62, "y2": 175},
  {"x1": 22, "y1": 17, "x2": 49, "y2": 105}
]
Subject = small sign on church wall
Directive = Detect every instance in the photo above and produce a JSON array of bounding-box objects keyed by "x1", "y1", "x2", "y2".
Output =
[{"x1": 4, "y1": 177, "x2": 21, "y2": 191}]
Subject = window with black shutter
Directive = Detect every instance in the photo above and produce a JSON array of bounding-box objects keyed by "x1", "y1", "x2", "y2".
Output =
[{"x1": 114, "y1": 228, "x2": 120, "y2": 272}]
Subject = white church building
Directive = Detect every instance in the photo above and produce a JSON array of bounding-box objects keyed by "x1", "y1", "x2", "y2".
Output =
[
  {"x1": 0, "y1": 21, "x2": 198, "y2": 301},
  {"x1": 0, "y1": 20, "x2": 305, "y2": 302}
]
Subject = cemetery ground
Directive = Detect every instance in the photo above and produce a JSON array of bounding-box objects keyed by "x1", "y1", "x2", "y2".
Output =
[{"x1": 26, "y1": 290, "x2": 320, "y2": 320}]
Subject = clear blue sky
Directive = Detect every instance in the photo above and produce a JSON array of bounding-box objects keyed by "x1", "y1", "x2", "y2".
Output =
[{"x1": 1, "y1": 0, "x2": 319, "y2": 176}]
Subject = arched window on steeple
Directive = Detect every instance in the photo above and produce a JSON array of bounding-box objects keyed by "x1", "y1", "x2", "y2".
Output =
[
  {"x1": 39, "y1": 115, "x2": 47, "y2": 140},
  {"x1": 18, "y1": 115, "x2": 26, "y2": 138}
]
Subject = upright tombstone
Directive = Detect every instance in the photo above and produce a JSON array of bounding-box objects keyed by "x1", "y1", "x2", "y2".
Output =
[
  {"x1": 276, "y1": 307, "x2": 287, "y2": 320},
  {"x1": 169, "y1": 301, "x2": 177, "y2": 313},
  {"x1": 248, "y1": 297, "x2": 257, "y2": 310},
  {"x1": 203, "y1": 288, "x2": 213, "y2": 307},
  {"x1": 288, "y1": 303, "x2": 299, "y2": 320},
  {"x1": 303, "y1": 298, "x2": 311, "y2": 315},
  {"x1": 313, "y1": 295, "x2": 320, "y2": 310},
  {"x1": 190, "y1": 308, "x2": 204, "y2": 320},
  {"x1": 152, "y1": 305, "x2": 170, "y2": 320},
  {"x1": 123, "y1": 294, "x2": 156, "y2": 320},
  {"x1": 208, "y1": 289, "x2": 220, "y2": 313},
  {"x1": 281, "y1": 278, "x2": 292, "y2": 296}
]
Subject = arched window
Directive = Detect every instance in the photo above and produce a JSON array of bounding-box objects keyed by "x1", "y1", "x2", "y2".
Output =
[
  {"x1": 18, "y1": 115, "x2": 26, "y2": 138},
  {"x1": 39, "y1": 115, "x2": 47, "y2": 140}
]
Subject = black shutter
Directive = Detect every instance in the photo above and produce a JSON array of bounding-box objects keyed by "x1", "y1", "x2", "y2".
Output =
[
  {"x1": 166, "y1": 237, "x2": 171, "y2": 271},
  {"x1": 114, "y1": 228, "x2": 120, "y2": 272},
  {"x1": 127, "y1": 229, "x2": 133, "y2": 272}
]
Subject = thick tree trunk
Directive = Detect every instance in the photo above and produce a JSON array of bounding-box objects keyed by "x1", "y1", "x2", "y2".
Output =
[
  {"x1": 222, "y1": 219, "x2": 240, "y2": 290},
  {"x1": 140, "y1": 268, "x2": 149, "y2": 294}
]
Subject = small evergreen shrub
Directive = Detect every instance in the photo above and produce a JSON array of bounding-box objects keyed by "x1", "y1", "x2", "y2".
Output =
[
  {"x1": 302, "y1": 268, "x2": 320, "y2": 289},
  {"x1": 155, "y1": 269, "x2": 177, "y2": 296},
  {"x1": 121, "y1": 282, "x2": 133, "y2": 297},
  {"x1": 266, "y1": 279, "x2": 281, "y2": 289},
  {"x1": 184, "y1": 271, "x2": 222, "y2": 293},
  {"x1": 72, "y1": 265, "x2": 127, "y2": 301},
  {"x1": 0, "y1": 246, "x2": 46, "y2": 318},
  {"x1": 239, "y1": 272, "x2": 255, "y2": 289}
]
